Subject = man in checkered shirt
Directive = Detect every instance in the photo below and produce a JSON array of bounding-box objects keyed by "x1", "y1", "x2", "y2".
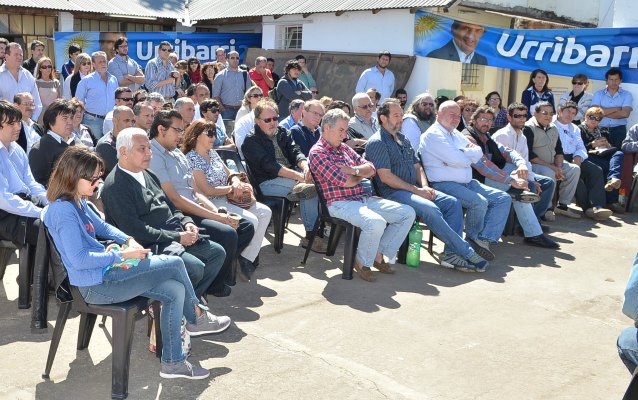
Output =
[{"x1": 308, "y1": 108, "x2": 415, "y2": 282}]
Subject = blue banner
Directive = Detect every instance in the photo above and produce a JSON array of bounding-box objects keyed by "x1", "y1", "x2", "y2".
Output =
[
  {"x1": 414, "y1": 10, "x2": 638, "y2": 84},
  {"x1": 54, "y1": 31, "x2": 262, "y2": 72}
]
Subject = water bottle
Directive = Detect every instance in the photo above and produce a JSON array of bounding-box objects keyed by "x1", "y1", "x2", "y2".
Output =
[{"x1": 406, "y1": 221, "x2": 422, "y2": 268}]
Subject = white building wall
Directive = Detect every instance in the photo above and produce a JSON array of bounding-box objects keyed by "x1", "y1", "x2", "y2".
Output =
[{"x1": 58, "y1": 12, "x2": 74, "y2": 32}]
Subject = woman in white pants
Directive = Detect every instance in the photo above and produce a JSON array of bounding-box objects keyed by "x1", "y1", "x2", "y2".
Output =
[{"x1": 182, "y1": 119, "x2": 271, "y2": 277}]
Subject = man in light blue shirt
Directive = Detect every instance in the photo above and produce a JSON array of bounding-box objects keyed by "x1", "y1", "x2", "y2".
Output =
[
  {"x1": 0, "y1": 100, "x2": 47, "y2": 247},
  {"x1": 355, "y1": 51, "x2": 395, "y2": 101},
  {"x1": 0, "y1": 43, "x2": 42, "y2": 121},
  {"x1": 591, "y1": 67, "x2": 634, "y2": 148},
  {"x1": 75, "y1": 51, "x2": 118, "y2": 139},
  {"x1": 107, "y1": 37, "x2": 145, "y2": 92}
]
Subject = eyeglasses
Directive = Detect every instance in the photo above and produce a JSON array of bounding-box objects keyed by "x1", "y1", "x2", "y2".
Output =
[
  {"x1": 512, "y1": 113, "x2": 527, "y2": 119},
  {"x1": 160, "y1": 48, "x2": 171, "y2": 52},
  {"x1": 464, "y1": 108, "x2": 477, "y2": 113},
  {"x1": 80, "y1": 62, "x2": 91, "y2": 66},
  {"x1": 40, "y1": 65, "x2": 52, "y2": 69},
  {"x1": 249, "y1": 93, "x2": 264, "y2": 99},
  {"x1": 136, "y1": 97, "x2": 147, "y2": 102},
  {"x1": 308, "y1": 110, "x2": 324, "y2": 118},
  {"x1": 419, "y1": 102, "x2": 435, "y2": 107},
  {"x1": 488, "y1": 97, "x2": 500, "y2": 102},
  {"x1": 84, "y1": 175, "x2": 102, "y2": 185},
  {"x1": 169, "y1": 126, "x2": 185, "y2": 133},
  {"x1": 357, "y1": 104, "x2": 375, "y2": 110},
  {"x1": 189, "y1": 61, "x2": 199, "y2": 65},
  {"x1": 572, "y1": 81, "x2": 585, "y2": 85},
  {"x1": 206, "y1": 129, "x2": 216, "y2": 137},
  {"x1": 477, "y1": 117, "x2": 494, "y2": 124},
  {"x1": 229, "y1": 56, "x2": 239, "y2": 60},
  {"x1": 311, "y1": 90, "x2": 319, "y2": 94},
  {"x1": 259, "y1": 116, "x2": 279, "y2": 123},
  {"x1": 538, "y1": 110, "x2": 554, "y2": 116},
  {"x1": 206, "y1": 108, "x2": 220, "y2": 114},
  {"x1": 587, "y1": 115, "x2": 603, "y2": 121},
  {"x1": 117, "y1": 97, "x2": 133, "y2": 102}
]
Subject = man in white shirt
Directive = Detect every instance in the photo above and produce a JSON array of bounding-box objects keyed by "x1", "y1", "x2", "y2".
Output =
[
  {"x1": 554, "y1": 101, "x2": 611, "y2": 221},
  {"x1": 0, "y1": 43, "x2": 42, "y2": 121},
  {"x1": 355, "y1": 51, "x2": 395, "y2": 101},
  {"x1": 419, "y1": 100, "x2": 511, "y2": 260}
]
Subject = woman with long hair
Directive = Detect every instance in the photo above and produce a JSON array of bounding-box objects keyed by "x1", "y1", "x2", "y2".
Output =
[
  {"x1": 35, "y1": 57, "x2": 61, "y2": 124},
  {"x1": 187, "y1": 57, "x2": 202, "y2": 84},
  {"x1": 43, "y1": 147, "x2": 227, "y2": 379},
  {"x1": 485, "y1": 91, "x2": 508, "y2": 131},
  {"x1": 201, "y1": 62, "x2": 218, "y2": 95},
  {"x1": 63, "y1": 53, "x2": 92, "y2": 100},
  {"x1": 521, "y1": 69, "x2": 555, "y2": 117},
  {"x1": 558, "y1": 73, "x2": 593, "y2": 125},
  {"x1": 182, "y1": 120, "x2": 271, "y2": 279}
]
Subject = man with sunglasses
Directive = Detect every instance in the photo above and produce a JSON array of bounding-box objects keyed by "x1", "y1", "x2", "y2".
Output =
[
  {"x1": 144, "y1": 41, "x2": 179, "y2": 101},
  {"x1": 290, "y1": 100, "x2": 324, "y2": 156},
  {"x1": 402, "y1": 93, "x2": 437, "y2": 151},
  {"x1": 107, "y1": 37, "x2": 145, "y2": 92},
  {"x1": 523, "y1": 101, "x2": 582, "y2": 219},
  {"x1": 212, "y1": 50, "x2": 252, "y2": 122},
  {"x1": 492, "y1": 102, "x2": 556, "y2": 222},
  {"x1": 348, "y1": 92, "x2": 378, "y2": 140},
  {"x1": 248, "y1": 56, "x2": 274, "y2": 99},
  {"x1": 102, "y1": 87, "x2": 134, "y2": 134}
]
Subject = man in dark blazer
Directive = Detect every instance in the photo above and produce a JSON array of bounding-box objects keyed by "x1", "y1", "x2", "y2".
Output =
[
  {"x1": 28, "y1": 99, "x2": 76, "y2": 187},
  {"x1": 427, "y1": 20, "x2": 488, "y2": 66},
  {"x1": 101, "y1": 127, "x2": 226, "y2": 301}
]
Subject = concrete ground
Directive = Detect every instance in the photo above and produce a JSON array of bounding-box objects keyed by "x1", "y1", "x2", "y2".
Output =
[{"x1": 0, "y1": 207, "x2": 636, "y2": 400}]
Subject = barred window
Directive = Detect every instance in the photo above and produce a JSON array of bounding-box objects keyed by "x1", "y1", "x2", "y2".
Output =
[{"x1": 277, "y1": 25, "x2": 302, "y2": 50}]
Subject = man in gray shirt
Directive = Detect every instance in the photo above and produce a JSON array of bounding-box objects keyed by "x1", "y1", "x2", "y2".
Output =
[
  {"x1": 212, "y1": 50, "x2": 252, "y2": 122},
  {"x1": 107, "y1": 37, "x2": 145, "y2": 91}
]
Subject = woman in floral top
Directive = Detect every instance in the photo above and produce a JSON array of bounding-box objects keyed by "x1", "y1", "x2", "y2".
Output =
[{"x1": 182, "y1": 119, "x2": 272, "y2": 275}]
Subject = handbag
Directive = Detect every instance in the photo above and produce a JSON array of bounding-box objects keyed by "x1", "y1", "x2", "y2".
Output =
[{"x1": 226, "y1": 172, "x2": 256, "y2": 209}]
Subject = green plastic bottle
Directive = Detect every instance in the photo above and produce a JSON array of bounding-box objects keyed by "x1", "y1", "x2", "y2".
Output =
[{"x1": 406, "y1": 221, "x2": 422, "y2": 268}]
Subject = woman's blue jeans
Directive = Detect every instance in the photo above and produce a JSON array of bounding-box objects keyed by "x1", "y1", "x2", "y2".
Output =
[{"x1": 78, "y1": 254, "x2": 199, "y2": 364}]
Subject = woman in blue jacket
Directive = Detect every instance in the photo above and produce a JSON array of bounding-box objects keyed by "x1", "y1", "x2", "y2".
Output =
[
  {"x1": 43, "y1": 147, "x2": 228, "y2": 380},
  {"x1": 521, "y1": 69, "x2": 555, "y2": 117}
]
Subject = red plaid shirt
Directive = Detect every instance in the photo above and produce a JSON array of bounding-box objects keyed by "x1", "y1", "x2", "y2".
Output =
[{"x1": 308, "y1": 137, "x2": 376, "y2": 206}]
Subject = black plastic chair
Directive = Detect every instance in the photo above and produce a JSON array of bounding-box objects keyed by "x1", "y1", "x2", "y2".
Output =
[
  {"x1": 626, "y1": 172, "x2": 638, "y2": 213},
  {"x1": 0, "y1": 239, "x2": 35, "y2": 308},
  {"x1": 301, "y1": 170, "x2": 361, "y2": 280},
  {"x1": 42, "y1": 228, "x2": 161, "y2": 400}
]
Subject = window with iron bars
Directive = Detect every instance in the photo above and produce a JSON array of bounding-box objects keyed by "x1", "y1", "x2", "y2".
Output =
[
  {"x1": 277, "y1": 25, "x2": 302, "y2": 50},
  {"x1": 461, "y1": 63, "x2": 483, "y2": 91}
]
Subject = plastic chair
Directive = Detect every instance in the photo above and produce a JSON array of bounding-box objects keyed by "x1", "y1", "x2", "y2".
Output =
[
  {"x1": 216, "y1": 148, "x2": 292, "y2": 253},
  {"x1": 41, "y1": 228, "x2": 161, "y2": 400},
  {"x1": 0, "y1": 238, "x2": 36, "y2": 309},
  {"x1": 301, "y1": 170, "x2": 361, "y2": 280}
]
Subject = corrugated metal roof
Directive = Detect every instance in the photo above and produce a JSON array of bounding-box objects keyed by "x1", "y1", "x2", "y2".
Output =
[
  {"x1": 0, "y1": 0, "x2": 184, "y2": 19},
  {"x1": 188, "y1": 0, "x2": 454, "y2": 21}
]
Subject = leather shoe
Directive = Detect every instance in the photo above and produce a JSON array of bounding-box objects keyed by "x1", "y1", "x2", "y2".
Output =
[
  {"x1": 238, "y1": 256, "x2": 256, "y2": 282},
  {"x1": 301, "y1": 236, "x2": 327, "y2": 254},
  {"x1": 524, "y1": 234, "x2": 560, "y2": 249},
  {"x1": 507, "y1": 188, "x2": 540, "y2": 203},
  {"x1": 373, "y1": 259, "x2": 395, "y2": 274},
  {"x1": 211, "y1": 285, "x2": 232, "y2": 297},
  {"x1": 354, "y1": 262, "x2": 375, "y2": 282}
]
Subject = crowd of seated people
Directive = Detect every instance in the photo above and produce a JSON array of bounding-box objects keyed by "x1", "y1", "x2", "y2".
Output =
[{"x1": 3, "y1": 38, "x2": 638, "y2": 381}]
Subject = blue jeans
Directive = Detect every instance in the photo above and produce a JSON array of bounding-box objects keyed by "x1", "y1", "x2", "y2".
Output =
[
  {"x1": 260, "y1": 177, "x2": 318, "y2": 232},
  {"x1": 82, "y1": 113, "x2": 105, "y2": 139},
  {"x1": 618, "y1": 327, "x2": 638, "y2": 373},
  {"x1": 608, "y1": 125, "x2": 627, "y2": 149},
  {"x1": 431, "y1": 180, "x2": 512, "y2": 242},
  {"x1": 532, "y1": 162, "x2": 580, "y2": 206},
  {"x1": 179, "y1": 237, "x2": 225, "y2": 298},
  {"x1": 328, "y1": 197, "x2": 415, "y2": 267},
  {"x1": 221, "y1": 107, "x2": 239, "y2": 122},
  {"x1": 78, "y1": 255, "x2": 198, "y2": 364},
  {"x1": 589, "y1": 151, "x2": 624, "y2": 204},
  {"x1": 533, "y1": 173, "x2": 556, "y2": 217},
  {"x1": 387, "y1": 189, "x2": 474, "y2": 258},
  {"x1": 484, "y1": 163, "x2": 542, "y2": 237}
]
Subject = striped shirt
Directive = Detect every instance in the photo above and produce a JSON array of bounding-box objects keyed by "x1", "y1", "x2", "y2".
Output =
[{"x1": 144, "y1": 57, "x2": 176, "y2": 98}]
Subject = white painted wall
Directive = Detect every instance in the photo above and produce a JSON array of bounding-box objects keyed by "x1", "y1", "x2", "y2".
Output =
[{"x1": 58, "y1": 12, "x2": 74, "y2": 32}]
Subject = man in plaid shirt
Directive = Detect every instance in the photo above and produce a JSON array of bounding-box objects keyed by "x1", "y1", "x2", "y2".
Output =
[{"x1": 308, "y1": 109, "x2": 415, "y2": 282}]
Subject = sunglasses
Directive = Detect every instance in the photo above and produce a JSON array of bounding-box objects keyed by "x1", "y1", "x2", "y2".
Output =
[
  {"x1": 189, "y1": 61, "x2": 199, "y2": 65},
  {"x1": 160, "y1": 48, "x2": 171, "y2": 52},
  {"x1": 85, "y1": 175, "x2": 102, "y2": 185},
  {"x1": 512, "y1": 113, "x2": 527, "y2": 119},
  {"x1": 136, "y1": 97, "x2": 147, "y2": 102},
  {"x1": 587, "y1": 115, "x2": 603, "y2": 121},
  {"x1": 539, "y1": 110, "x2": 554, "y2": 116},
  {"x1": 118, "y1": 97, "x2": 133, "y2": 102},
  {"x1": 80, "y1": 62, "x2": 91, "y2": 66},
  {"x1": 249, "y1": 93, "x2": 264, "y2": 98},
  {"x1": 206, "y1": 129, "x2": 217, "y2": 137},
  {"x1": 260, "y1": 116, "x2": 278, "y2": 123},
  {"x1": 206, "y1": 108, "x2": 220, "y2": 113},
  {"x1": 40, "y1": 65, "x2": 52, "y2": 69},
  {"x1": 311, "y1": 90, "x2": 319, "y2": 94},
  {"x1": 229, "y1": 56, "x2": 239, "y2": 60},
  {"x1": 572, "y1": 81, "x2": 585, "y2": 85}
]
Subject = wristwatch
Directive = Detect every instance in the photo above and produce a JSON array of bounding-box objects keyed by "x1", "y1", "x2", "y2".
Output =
[{"x1": 354, "y1": 167, "x2": 360, "y2": 176}]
